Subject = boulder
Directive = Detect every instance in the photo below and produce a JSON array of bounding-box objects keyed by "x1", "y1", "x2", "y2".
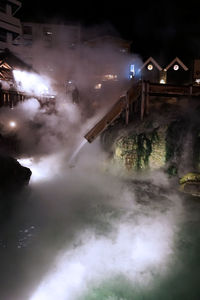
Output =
[
  {"x1": 179, "y1": 172, "x2": 200, "y2": 197},
  {"x1": 0, "y1": 154, "x2": 31, "y2": 194}
]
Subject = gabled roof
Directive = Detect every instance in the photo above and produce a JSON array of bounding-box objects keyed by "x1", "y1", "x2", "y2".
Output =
[
  {"x1": 165, "y1": 57, "x2": 189, "y2": 71},
  {"x1": 0, "y1": 48, "x2": 34, "y2": 82},
  {"x1": 140, "y1": 57, "x2": 162, "y2": 71},
  {"x1": 0, "y1": 48, "x2": 32, "y2": 71}
]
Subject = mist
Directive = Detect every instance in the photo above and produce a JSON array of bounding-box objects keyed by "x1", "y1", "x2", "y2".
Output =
[{"x1": 0, "y1": 23, "x2": 200, "y2": 300}]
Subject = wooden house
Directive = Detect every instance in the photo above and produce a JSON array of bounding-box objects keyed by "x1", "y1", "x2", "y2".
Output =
[
  {"x1": 165, "y1": 57, "x2": 189, "y2": 84},
  {"x1": 139, "y1": 57, "x2": 162, "y2": 83},
  {"x1": 0, "y1": 48, "x2": 33, "y2": 82}
]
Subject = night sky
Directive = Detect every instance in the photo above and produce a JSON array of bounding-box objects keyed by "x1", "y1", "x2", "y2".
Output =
[{"x1": 17, "y1": 1, "x2": 200, "y2": 61}]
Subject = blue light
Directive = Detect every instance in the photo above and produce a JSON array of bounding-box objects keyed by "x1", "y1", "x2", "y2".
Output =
[{"x1": 129, "y1": 64, "x2": 135, "y2": 79}]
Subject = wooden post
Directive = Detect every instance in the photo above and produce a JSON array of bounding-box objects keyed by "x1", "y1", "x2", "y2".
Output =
[
  {"x1": 141, "y1": 81, "x2": 146, "y2": 120},
  {"x1": 145, "y1": 81, "x2": 150, "y2": 115},
  {"x1": 125, "y1": 93, "x2": 129, "y2": 125},
  {"x1": 189, "y1": 84, "x2": 193, "y2": 98}
]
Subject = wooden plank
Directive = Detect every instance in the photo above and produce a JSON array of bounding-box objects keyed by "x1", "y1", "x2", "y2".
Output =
[
  {"x1": 141, "y1": 81, "x2": 145, "y2": 120},
  {"x1": 85, "y1": 82, "x2": 142, "y2": 143},
  {"x1": 145, "y1": 81, "x2": 150, "y2": 115},
  {"x1": 84, "y1": 96, "x2": 126, "y2": 143},
  {"x1": 125, "y1": 94, "x2": 129, "y2": 125}
]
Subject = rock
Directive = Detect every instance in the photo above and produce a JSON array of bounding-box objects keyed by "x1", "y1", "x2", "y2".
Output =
[
  {"x1": 0, "y1": 154, "x2": 32, "y2": 194},
  {"x1": 0, "y1": 155, "x2": 32, "y2": 223},
  {"x1": 179, "y1": 172, "x2": 200, "y2": 197},
  {"x1": 179, "y1": 172, "x2": 200, "y2": 185}
]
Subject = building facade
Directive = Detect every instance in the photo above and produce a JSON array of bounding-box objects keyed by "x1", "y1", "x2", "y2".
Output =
[{"x1": 0, "y1": 0, "x2": 21, "y2": 51}]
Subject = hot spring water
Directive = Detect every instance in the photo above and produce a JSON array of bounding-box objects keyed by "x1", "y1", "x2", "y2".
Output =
[{"x1": 0, "y1": 143, "x2": 200, "y2": 300}]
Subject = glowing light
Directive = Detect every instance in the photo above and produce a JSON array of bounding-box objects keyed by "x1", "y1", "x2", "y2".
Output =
[
  {"x1": 195, "y1": 79, "x2": 200, "y2": 84},
  {"x1": 18, "y1": 154, "x2": 61, "y2": 183},
  {"x1": 9, "y1": 121, "x2": 16, "y2": 128},
  {"x1": 173, "y1": 64, "x2": 179, "y2": 71},
  {"x1": 13, "y1": 69, "x2": 52, "y2": 96},
  {"x1": 160, "y1": 79, "x2": 166, "y2": 84},
  {"x1": 102, "y1": 74, "x2": 118, "y2": 81},
  {"x1": 94, "y1": 83, "x2": 102, "y2": 89},
  {"x1": 129, "y1": 64, "x2": 135, "y2": 78},
  {"x1": 147, "y1": 64, "x2": 153, "y2": 71}
]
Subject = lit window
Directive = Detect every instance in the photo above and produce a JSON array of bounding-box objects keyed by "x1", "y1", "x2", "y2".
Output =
[
  {"x1": 173, "y1": 64, "x2": 179, "y2": 71},
  {"x1": 147, "y1": 64, "x2": 153, "y2": 71},
  {"x1": 195, "y1": 79, "x2": 200, "y2": 85},
  {"x1": 160, "y1": 79, "x2": 166, "y2": 84},
  {"x1": 94, "y1": 83, "x2": 102, "y2": 89},
  {"x1": 102, "y1": 74, "x2": 118, "y2": 81}
]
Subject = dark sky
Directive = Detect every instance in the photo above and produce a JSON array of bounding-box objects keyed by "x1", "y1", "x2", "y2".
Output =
[{"x1": 17, "y1": 1, "x2": 200, "y2": 61}]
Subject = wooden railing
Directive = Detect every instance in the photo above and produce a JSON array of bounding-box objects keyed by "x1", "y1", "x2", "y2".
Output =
[{"x1": 84, "y1": 80, "x2": 200, "y2": 143}]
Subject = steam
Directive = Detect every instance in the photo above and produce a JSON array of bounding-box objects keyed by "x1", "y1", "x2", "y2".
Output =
[
  {"x1": 29, "y1": 204, "x2": 178, "y2": 300},
  {"x1": 0, "y1": 22, "x2": 197, "y2": 300},
  {"x1": 13, "y1": 70, "x2": 53, "y2": 96}
]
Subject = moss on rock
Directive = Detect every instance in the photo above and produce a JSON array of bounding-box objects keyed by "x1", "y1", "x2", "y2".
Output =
[
  {"x1": 113, "y1": 127, "x2": 166, "y2": 171},
  {"x1": 179, "y1": 172, "x2": 200, "y2": 185}
]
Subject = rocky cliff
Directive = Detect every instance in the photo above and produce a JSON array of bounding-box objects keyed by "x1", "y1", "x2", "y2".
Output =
[{"x1": 101, "y1": 98, "x2": 200, "y2": 195}]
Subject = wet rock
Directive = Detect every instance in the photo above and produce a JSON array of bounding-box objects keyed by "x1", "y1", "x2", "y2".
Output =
[
  {"x1": 179, "y1": 172, "x2": 200, "y2": 197},
  {"x1": 0, "y1": 154, "x2": 31, "y2": 193},
  {"x1": 0, "y1": 155, "x2": 32, "y2": 222}
]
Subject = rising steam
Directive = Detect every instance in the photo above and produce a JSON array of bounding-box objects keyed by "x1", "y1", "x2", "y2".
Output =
[{"x1": 0, "y1": 22, "x2": 196, "y2": 300}]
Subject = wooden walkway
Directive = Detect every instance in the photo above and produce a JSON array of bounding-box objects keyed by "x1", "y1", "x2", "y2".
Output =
[
  {"x1": 85, "y1": 80, "x2": 200, "y2": 143},
  {"x1": 0, "y1": 89, "x2": 55, "y2": 108}
]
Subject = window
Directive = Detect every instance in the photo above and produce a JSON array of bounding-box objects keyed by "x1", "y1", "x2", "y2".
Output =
[
  {"x1": 43, "y1": 27, "x2": 53, "y2": 36},
  {"x1": 147, "y1": 64, "x2": 153, "y2": 71},
  {"x1": 43, "y1": 27, "x2": 53, "y2": 42},
  {"x1": 173, "y1": 64, "x2": 179, "y2": 71}
]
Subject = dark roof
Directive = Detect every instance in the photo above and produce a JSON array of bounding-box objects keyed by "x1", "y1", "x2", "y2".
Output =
[
  {"x1": 0, "y1": 48, "x2": 34, "y2": 82},
  {"x1": 0, "y1": 48, "x2": 32, "y2": 71}
]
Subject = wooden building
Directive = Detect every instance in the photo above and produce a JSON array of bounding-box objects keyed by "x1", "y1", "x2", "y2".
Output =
[
  {"x1": 139, "y1": 57, "x2": 162, "y2": 83},
  {"x1": 164, "y1": 57, "x2": 189, "y2": 84}
]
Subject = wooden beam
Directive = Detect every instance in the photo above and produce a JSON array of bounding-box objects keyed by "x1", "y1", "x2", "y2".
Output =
[
  {"x1": 145, "y1": 81, "x2": 150, "y2": 115},
  {"x1": 125, "y1": 93, "x2": 129, "y2": 125},
  {"x1": 141, "y1": 81, "x2": 146, "y2": 120}
]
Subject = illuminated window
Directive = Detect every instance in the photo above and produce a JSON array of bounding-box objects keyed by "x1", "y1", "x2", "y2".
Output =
[
  {"x1": 94, "y1": 83, "x2": 102, "y2": 89},
  {"x1": 147, "y1": 64, "x2": 153, "y2": 71},
  {"x1": 195, "y1": 79, "x2": 200, "y2": 85},
  {"x1": 102, "y1": 74, "x2": 118, "y2": 81},
  {"x1": 173, "y1": 64, "x2": 179, "y2": 71},
  {"x1": 160, "y1": 79, "x2": 166, "y2": 84}
]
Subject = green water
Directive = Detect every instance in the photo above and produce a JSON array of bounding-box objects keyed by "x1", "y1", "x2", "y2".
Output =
[
  {"x1": 80, "y1": 195, "x2": 200, "y2": 300},
  {"x1": 1, "y1": 173, "x2": 200, "y2": 300}
]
